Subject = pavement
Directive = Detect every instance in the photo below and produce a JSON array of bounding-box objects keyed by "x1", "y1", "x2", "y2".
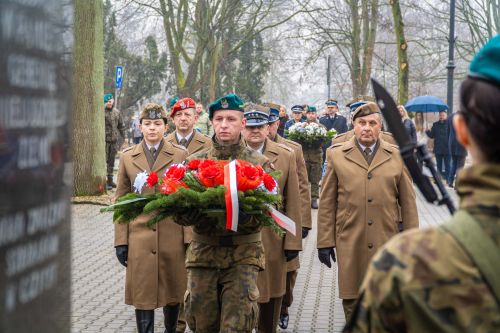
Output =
[{"x1": 70, "y1": 185, "x2": 458, "y2": 333}]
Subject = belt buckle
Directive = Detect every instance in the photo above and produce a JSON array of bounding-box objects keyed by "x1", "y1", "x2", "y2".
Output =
[{"x1": 219, "y1": 236, "x2": 234, "y2": 247}]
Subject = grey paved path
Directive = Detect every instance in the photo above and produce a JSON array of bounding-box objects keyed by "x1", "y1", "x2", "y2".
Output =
[{"x1": 70, "y1": 186, "x2": 458, "y2": 333}]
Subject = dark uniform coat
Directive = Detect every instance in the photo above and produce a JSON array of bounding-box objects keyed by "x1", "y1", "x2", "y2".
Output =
[
  {"x1": 114, "y1": 139, "x2": 189, "y2": 309},
  {"x1": 258, "y1": 139, "x2": 302, "y2": 302},
  {"x1": 317, "y1": 136, "x2": 418, "y2": 299},
  {"x1": 426, "y1": 120, "x2": 449, "y2": 155},
  {"x1": 165, "y1": 130, "x2": 211, "y2": 155},
  {"x1": 319, "y1": 113, "x2": 348, "y2": 134}
]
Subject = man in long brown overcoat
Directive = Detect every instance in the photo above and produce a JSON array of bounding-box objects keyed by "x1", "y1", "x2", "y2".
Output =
[
  {"x1": 242, "y1": 104, "x2": 302, "y2": 333},
  {"x1": 114, "y1": 103, "x2": 190, "y2": 333},
  {"x1": 316, "y1": 102, "x2": 418, "y2": 322}
]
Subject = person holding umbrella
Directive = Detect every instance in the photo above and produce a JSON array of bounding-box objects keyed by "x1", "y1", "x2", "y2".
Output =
[{"x1": 426, "y1": 111, "x2": 450, "y2": 181}]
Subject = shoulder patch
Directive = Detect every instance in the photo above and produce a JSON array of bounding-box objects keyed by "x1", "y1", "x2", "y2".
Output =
[
  {"x1": 171, "y1": 142, "x2": 187, "y2": 151},
  {"x1": 277, "y1": 143, "x2": 293, "y2": 153},
  {"x1": 122, "y1": 146, "x2": 134, "y2": 153}
]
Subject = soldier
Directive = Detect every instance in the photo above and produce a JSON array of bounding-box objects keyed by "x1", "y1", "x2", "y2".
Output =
[
  {"x1": 426, "y1": 111, "x2": 451, "y2": 180},
  {"x1": 346, "y1": 34, "x2": 500, "y2": 333},
  {"x1": 302, "y1": 105, "x2": 326, "y2": 209},
  {"x1": 194, "y1": 102, "x2": 214, "y2": 136},
  {"x1": 104, "y1": 93, "x2": 126, "y2": 190},
  {"x1": 317, "y1": 102, "x2": 418, "y2": 322},
  {"x1": 284, "y1": 105, "x2": 305, "y2": 134},
  {"x1": 242, "y1": 104, "x2": 302, "y2": 333},
  {"x1": 181, "y1": 93, "x2": 270, "y2": 333},
  {"x1": 165, "y1": 96, "x2": 178, "y2": 134},
  {"x1": 266, "y1": 105, "x2": 312, "y2": 330},
  {"x1": 114, "y1": 103, "x2": 189, "y2": 333},
  {"x1": 166, "y1": 97, "x2": 211, "y2": 155},
  {"x1": 320, "y1": 99, "x2": 348, "y2": 134}
]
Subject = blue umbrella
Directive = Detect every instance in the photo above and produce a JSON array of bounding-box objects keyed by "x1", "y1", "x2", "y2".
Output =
[{"x1": 405, "y1": 95, "x2": 449, "y2": 112}]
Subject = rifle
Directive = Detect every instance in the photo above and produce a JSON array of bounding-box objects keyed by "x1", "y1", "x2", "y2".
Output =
[{"x1": 371, "y1": 79, "x2": 455, "y2": 214}]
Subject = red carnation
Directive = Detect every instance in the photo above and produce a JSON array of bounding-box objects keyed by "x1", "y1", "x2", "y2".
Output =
[
  {"x1": 165, "y1": 164, "x2": 186, "y2": 181},
  {"x1": 236, "y1": 160, "x2": 263, "y2": 191},
  {"x1": 160, "y1": 179, "x2": 188, "y2": 194},
  {"x1": 199, "y1": 160, "x2": 217, "y2": 169},
  {"x1": 146, "y1": 172, "x2": 159, "y2": 187},
  {"x1": 198, "y1": 165, "x2": 224, "y2": 187},
  {"x1": 187, "y1": 160, "x2": 201, "y2": 170},
  {"x1": 263, "y1": 174, "x2": 277, "y2": 192}
]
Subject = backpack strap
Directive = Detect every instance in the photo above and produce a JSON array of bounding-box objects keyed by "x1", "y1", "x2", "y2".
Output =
[{"x1": 441, "y1": 210, "x2": 500, "y2": 305}]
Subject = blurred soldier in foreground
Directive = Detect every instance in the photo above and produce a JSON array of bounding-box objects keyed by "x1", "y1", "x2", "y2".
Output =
[
  {"x1": 346, "y1": 34, "x2": 500, "y2": 333},
  {"x1": 317, "y1": 102, "x2": 418, "y2": 322},
  {"x1": 104, "y1": 93, "x2": 125, "y2": 190},
  {"x1": 242, "y1": 104, "x2": 302, "y2": 333},
  {"x1": 266, "y1": 105, "x2": 312, "y2": 329}
]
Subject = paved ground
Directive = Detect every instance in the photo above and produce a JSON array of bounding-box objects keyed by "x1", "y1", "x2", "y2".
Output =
[{"x1": 70, "y1": 185, "x2": 458, "y2": 333}]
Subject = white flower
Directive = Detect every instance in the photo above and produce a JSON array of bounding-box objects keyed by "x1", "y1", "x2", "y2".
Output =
[
  {"x1": 257, "y1": 180, "x2": 278, "y2": 195},
  {"x1": 133, "y1": 171, "x2": 149, "y2": 194}
]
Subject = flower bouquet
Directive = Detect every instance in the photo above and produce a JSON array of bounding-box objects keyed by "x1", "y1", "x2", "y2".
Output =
[
  {"x1": 286, "y1": 122, "x2": 337, "y2": 148},
  {"x1": 101, "y1": 159, "x2": 292, "y2": 236}
]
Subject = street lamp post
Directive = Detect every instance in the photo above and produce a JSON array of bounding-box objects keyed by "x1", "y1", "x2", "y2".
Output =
[{"x1": 446, "y1": 0, "x2": 456, "y2": 115}]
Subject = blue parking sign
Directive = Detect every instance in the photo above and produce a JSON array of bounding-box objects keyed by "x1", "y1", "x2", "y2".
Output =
[{"x1": 115, "y1": 66, "x2": 123, "y2": 89}]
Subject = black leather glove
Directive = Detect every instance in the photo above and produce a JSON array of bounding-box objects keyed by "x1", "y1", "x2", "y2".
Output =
[
  {"x1": 115, "y1": 245, "x2": 128, "y2": 267},
  {"x1": 284, "y1": 250, "x2": 299, "y2": 262},
  {"x1": 302, "y1": 227, "x2": 310, "y2": 239},
  {"x1": 318, "y1": 247, "x2": 336, "y2": 268}
]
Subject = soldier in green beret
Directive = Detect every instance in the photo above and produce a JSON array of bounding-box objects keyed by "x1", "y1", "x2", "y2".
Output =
[
  {"x1": 346, "y1": 34, "x2": 500, "y2": 332},
  {"x1": 104, "y1": 93, "x2": 125, "y2": 190}
]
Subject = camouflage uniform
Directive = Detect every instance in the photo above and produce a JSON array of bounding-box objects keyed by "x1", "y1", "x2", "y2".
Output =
[
  {"x1": 105, "y1": 107, "x2": 125, "y2": 177},
  {"x1": 345, "y1": 164, "x2": 500, "y2": 332},
  {"x1": 301, "y1": 120, "x2": 326, "y2": 201},
  {"x1": 194, "y1": 110, "x2": 214, "y2": 136},
  {"x1": 184, "y1": 138, "x2": 270, "y2": 333}
]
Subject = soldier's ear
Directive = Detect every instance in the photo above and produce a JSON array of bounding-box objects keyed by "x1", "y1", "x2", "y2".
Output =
[{"x1": 453, "y1": 113, "x2": 470, "y2": 148}]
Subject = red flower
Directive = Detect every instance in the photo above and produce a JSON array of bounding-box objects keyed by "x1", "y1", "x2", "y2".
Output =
[
  {"x1": 198, "y1": 164, "x2": 224, "y2": 187},
  {"x1": 199, "y1": 160, "x2": 217, "y2": 169},
  {"x1": 236, "y1": 160, "x2": 263, "y2": 191},
  {"x1": 165, "y1": 164, "x2": 186, "y2": 181},
  {"x1": 263, "y1": 174, "x2": 277, "y2": 192},
  {"x1": 187, "y1": 160, "x2": 201, "y2": 170},
  {"x1": 160, "y1": 179, "x2": 188, "y2": 194},
  {"x1": 146, "y1": 172, "x2": 159, "y2": 187}
]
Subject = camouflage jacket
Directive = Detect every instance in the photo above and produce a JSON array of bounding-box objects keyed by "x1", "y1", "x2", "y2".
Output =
[
  {"x1": 104, "y1": 107, "x2": 125, "y2": 142},
  {"x1": 345, "y1": 164, "x2": 500, "y2": 333},
  {"x1": 185, "y1": 136, "x2": 270, "y2": 269},
  {"x1": 194, "y1": 111, "x2": 214, "y2": 136}
]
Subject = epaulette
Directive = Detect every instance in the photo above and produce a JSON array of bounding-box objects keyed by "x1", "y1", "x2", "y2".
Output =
[
  {"x1": 330, "y1": 142, "x2": 344, "y2": 149},
  {"x1": 122, "y1": 146, "x2": 134, "y2": 153},
  {"x1": 171, "y1": 142, "x2": 188, "y2": 151},
  {"x1": 277, "y1": 143, "x2": 293, "y2": 153},
  {"x1": 334, "y1": 132, "x2": 348, "y2": 139}
]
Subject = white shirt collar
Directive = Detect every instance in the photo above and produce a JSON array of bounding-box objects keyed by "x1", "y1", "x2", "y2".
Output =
[
  {"x1": 146, "y1": 142, "x2": 161, "y2": 151},
  {"x1": 358, "y1": 141, "x2": 377, "y2": 154},
  {"x1": 249, "y1": 143, "x2": 265, "y2": 154},
  {"x1": 176, "y1": 130, "x2": 194, "y2": 143}
]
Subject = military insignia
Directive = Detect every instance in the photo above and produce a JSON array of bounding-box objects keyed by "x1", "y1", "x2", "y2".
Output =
[
  {"x1": 149, "y1": 110, "x2": 156, "y2": 119},
  {"x1": 180, "y1": 101, "x2": 186, "y2": 109},
  {"x1": 221, "y1": 98, "x2": 229, "y2": 109}
]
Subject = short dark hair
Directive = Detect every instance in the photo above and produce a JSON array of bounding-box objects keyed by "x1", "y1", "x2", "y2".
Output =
[{"x1": 459, "y1": 77, "x2": 500, "y2": 162}]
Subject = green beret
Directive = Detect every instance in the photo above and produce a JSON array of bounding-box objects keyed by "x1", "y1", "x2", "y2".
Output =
[
  {"x1": 140, "y1": 103, "x2": 168, "y2": 122},
  {"x1": 208, "y1": 93, "x2": 245, "y2": 120},
  {"x1": 469, "y1": 34, "x2": 500, "y2": 85},
  {"x1": 168, "y1": 96, "x2": 179, "y2": 108},
  {"x1": 307, "y1": 105, "x2": 317, "y2": 112},
  {"x1": 352, "y1": 102, "x2": 381, "y2": 121},
  {"x1": 104, "y1": 93, "x2": 113, "y2": 103}
]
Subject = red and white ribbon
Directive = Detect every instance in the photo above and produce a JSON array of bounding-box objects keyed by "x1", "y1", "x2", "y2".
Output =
[
  {"x1": 224, "y1": 160, "x2": 239, "y2": 231},
  {"x1": 268, "y1": 206, "x2": 296, "y2": 236}
]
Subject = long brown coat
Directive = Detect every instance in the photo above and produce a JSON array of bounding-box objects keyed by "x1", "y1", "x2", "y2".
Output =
[
  {"x1": 275, "y1": 134, "x2": 311, "y2": 272},
  {"x1": 114, "y1": 139, "x2": 189, "y2": 309},
  {"x1": 165, "y1": 130, "x2": 211, "y2": 155},
  {"x1": 317, "y1": 136, "x2": 418, "y2": 299},
  {"x1": 257, "y1": 138, "x2": 302, "y2": 302}
]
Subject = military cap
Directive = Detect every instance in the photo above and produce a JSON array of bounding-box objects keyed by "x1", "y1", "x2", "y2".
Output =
[
  {"x1": 244, "y1": 103, "x2": 270, "y2": 127},
  {"x1": 326, "y1": 99, "x2": 338, "y2": 107},
  {"x1": 104, "y1": 93, "x2": 113, "y2": 103},
  {"x1": 469, "y1": 34, "x2": 500, "y2": 85},
  {"x1": 208, "y1": 93, "x2": 245, "y2": 120},
  {"x1": 171, "y1": 97, "x2": 196, "y2": 117},
  {"x1": 167, "y1": 96, "x2": 179, "y2": 109},
  {"x1": 307, "y1": 105, "x2": 317, "y2": 112},
  {"x1": 291, "y1": 105, "x2": 304, "y2": 113},
  {"x1": 352, "y1": 102, "x2": 381, "y2": 121},
  {"x1": 263, "y1": 102, "x2": 281, "y2": 123},
  {"x1": 346, "y1": 95, "x2": 375, "y2": 112},
  {"x1": 140, "y1": 103, "x2": 168, "y2": 122}
]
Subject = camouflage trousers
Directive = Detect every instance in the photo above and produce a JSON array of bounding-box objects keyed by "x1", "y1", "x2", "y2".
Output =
[
  {"x1": 185, "y1": 265, "x2": 260, "y2": 333},
  {"x1": 303, "y1": 148, "x2": 323, "y2": 200},
  {"x1": 105, "y1": 141, "x2": 118, "y2": 177}
]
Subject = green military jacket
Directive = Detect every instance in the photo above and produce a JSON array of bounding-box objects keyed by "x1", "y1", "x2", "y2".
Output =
[
  {"x1": 345, "y1": 164, "x2": 500, "y2": 333},
  {"x1": 105, "y1": 107, "x2": 125, "y2": 142},
  {"x1": 185, "y1": 136, "x2": 270, "y2": 269}
]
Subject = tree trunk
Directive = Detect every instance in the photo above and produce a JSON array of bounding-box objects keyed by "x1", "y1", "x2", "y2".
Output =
[
  {"x1": 350, "y1": 0, "x2": 362, "y2": 98},
  {"x1": 390, "y1": 0, "x2": 409, "y2": 105},
  {"x1": 72, "y1": 0, "x2": 106, "y2": 195},
  {"x1": 360, "y1": 0, "x2": 379, "y2": 95}
]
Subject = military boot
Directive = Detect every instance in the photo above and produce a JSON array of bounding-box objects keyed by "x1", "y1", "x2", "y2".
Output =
[
  {"x1": 107, "y1": 175, "x2": 116, "y2": 189},
  {"x1": 311, "y1": 199, "x2": 318, "y2": 209},
  {"x1": 163, "y1": 304, "x2": 180, "y2": 333},
  {"x1": 135, "y1": 309, "x2": 154, "y2": 333}
]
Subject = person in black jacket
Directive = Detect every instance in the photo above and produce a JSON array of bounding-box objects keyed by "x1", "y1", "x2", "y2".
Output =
[
  {"x1": 426, "y1": 111, "x2": 450, "y2": 180},
  {"x1": 448, "y1": 112, "x2": 467, "y2": 187},
  {"x1": 398, "y1": 105, "x2": 417, "y2": 145}
]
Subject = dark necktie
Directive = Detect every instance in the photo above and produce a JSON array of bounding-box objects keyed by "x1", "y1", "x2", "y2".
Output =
[
  {"x1": 150, "y1": 147, "x2": 157, "y2": 157},
  {"x1": 363, "y1": 147, "x2": 372, "y2": 159},
  {"x1": 179, "y1": 138, "x2": 188, "y2": 147}
]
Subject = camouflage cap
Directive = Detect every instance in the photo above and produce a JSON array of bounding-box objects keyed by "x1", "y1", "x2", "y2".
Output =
[
  {"x1": 208, "y1": 93, "x2": 245, "y2": 120},
  {"x1": 140, "y1": 103, "x2": 168, "y2": 122},
  {"x1": 352, "y1": 102, "x2": 381, "y2": 121},
  {"x1": 469, "y1": 34, "x2": 500, "y2": 86},
  {"x1": 244, "y1": 103, "x2": 270, "y2": 127}
]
